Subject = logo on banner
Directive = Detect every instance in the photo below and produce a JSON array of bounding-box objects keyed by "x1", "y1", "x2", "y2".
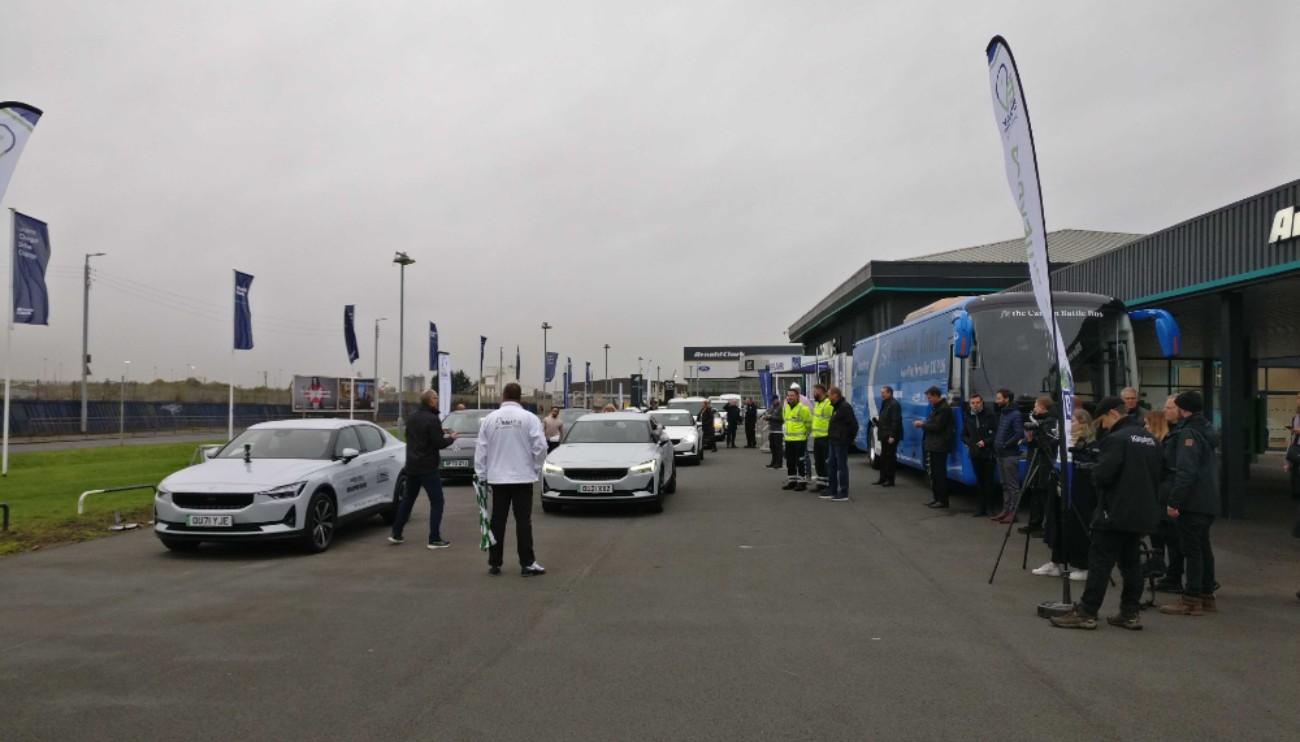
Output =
[
  {"x1": 0, "y1": 125, "x2": 14, "y2": 157},
  {"x1": 994, "y1": 63, "x2": 1019, "y2": 131}
]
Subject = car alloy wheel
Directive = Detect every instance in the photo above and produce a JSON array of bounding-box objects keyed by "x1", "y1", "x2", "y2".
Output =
[{"x1": 301, "y1": 492, "x2": 337, "y2": 553}]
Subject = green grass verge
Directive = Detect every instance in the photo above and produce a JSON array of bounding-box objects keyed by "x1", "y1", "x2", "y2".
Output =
[{"x1": 0, "y1": 441, "x2": 218, "y2": 556}]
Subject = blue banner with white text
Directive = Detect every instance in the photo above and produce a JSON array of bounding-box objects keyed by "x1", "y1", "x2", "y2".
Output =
[
  {"x1": 429, "y1": 323, "x2": 439, "y2": 370},
  {"x1": 343, "y1": 305, "x2": 359, "y2": 363},
  {"x1": 233, "y1": 270, "x2": 254, "y2": 350},
  {"x1": 12, "y1": 211, "x2": 50, "y2": 325}
]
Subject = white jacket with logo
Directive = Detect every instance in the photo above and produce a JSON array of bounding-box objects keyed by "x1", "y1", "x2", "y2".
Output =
[{"x1": 474, "y1": 402, "x2": 548, "y2": 485}]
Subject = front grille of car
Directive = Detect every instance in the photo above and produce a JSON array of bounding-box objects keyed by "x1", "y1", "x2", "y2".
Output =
[
  {"x1": 670, "y1": 439, "x2": 682, "y2": 445},
  {"x1": 172, "y1": 493, "x2": 255, "y2": 510},
  {"x1": 564, "y1": 468, "x2": 627, "y2": 481}
]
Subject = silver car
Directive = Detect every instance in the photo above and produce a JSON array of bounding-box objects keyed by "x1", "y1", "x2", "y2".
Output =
[
  {"x1": 541, "y1": 412, "x2": 677, "y2": 514},
  {"x1": 153, "y1": 419, "x2": 405, "y2": 554},
  {"x1": 647, "y1": 409, "x2": 704, "y2": 464},
  {"x1": 438, "y1": 409, "x2": 491, "y2": 481}
]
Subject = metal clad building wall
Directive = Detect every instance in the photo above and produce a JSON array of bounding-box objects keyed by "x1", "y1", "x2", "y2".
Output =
[{"x1": 1045, "y1": 180, "x2": 1300, "y2": 304}]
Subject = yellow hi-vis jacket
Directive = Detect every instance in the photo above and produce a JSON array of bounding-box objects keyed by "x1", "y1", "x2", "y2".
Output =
[
  {"x1": 784, "y1": 401, "x2": 813, "y2": 442},
  {"x1": 812, "y1": 398, "x2": 833, "y2": 438}
]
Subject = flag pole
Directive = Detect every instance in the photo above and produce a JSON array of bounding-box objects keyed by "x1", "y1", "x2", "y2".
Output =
[
  {"x1": 349, "y1": 363, "x2": 355, "y2": 420},
  {"x1": 228, "y1": 270, "x2": 234, "y2": 441},
  {"x1": 2, "y1": 209, "x2": 14, "y2": 476}
]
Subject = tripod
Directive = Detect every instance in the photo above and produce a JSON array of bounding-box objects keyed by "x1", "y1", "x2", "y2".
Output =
[{"x1": 988, "y1": 450, "x2": 1049, "y2": 585}]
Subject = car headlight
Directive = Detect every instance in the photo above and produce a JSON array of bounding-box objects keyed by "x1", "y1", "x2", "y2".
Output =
[
  {"x1": 681, "y1": 433, "x2": 696, "y2": 443},
  {"x1": 629, "y1": 460, "x2": 657, "y2": 474},
  {"x1": 155, "y1": 485, "x2": 171, "y2": 501},
  {"x1": 258, "y1": 482, "x2": 307, "y2": 499},
  {"x1": 543, "y1": 462, "x2": 565, "y2": 475}
]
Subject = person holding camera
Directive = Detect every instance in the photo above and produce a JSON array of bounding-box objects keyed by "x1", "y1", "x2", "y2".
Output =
[
  {"x1": 914, "y1": 386, "x2": 953, "y2": 509},
  {"x1": 1051, "y1": 396, "x2": 1162, "y2": 631},
  {"x1": 1019, "y1": 396, "x2": 1056, "y2": 537}
]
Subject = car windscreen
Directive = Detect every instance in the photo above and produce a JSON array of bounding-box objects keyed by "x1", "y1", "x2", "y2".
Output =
[
  {"x1": 443, "y1": 412, "x2": 488, "y2": 434},
  {"x1": 667, "y1": 400, "x2": 703, "y2": 416},
  {"x1": 219, "y1": 428, "x2": 334, "y2": 459},
  {"x1": 559, "y1": 409, "x2": 589, "y2": 425},
  {"x1": 649, "y1": 411, "x2": 694, "y2": 427},
  {"x1": 564, "y1": 419, "x2": 652, "y2": 444}
]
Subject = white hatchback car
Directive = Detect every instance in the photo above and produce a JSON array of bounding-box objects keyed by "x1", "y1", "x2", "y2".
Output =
[{"x1": 153, "y1": 419, "x2": 405, "y2": 553}]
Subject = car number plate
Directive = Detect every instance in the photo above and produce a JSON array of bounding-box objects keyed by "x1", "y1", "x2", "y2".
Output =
[
  {"x1": 444, "y1": 460, "x2": 470, "y2": 468},
  {"x1": 578, "y1": 484, "x2": 614, "y2": 494},
  {"x1": 187, "y1": 514, "x2": 233, "y2": 528}
]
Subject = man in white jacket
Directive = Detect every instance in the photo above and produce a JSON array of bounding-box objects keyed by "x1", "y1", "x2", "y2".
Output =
[{"x1": 475, "y1": 382, "x2": 549, "y2": 576}]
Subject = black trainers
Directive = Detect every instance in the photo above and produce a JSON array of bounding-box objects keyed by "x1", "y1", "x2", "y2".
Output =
[
  {"x1": 794, "y1": 482, "x2": 807, "y2": 492},
  {"x1": 521, "y1": 562, "x2": 547, "y2": 577},
  {"x1": 488, "y1": 565, "x2": 501, "y2": 576},
  {"x1": 781, "y1": 481, "x2": 797, "y2": 490},
  {"x1": 427, "y1": 540, "x2": 451, "y2": 550},
  {"x1": 830, "y1": 495, "x2": 849, "y2": 502},
  {"x1": 1049, "y1": 609, "x2": 1097, "y2": 630},
  {"x1": 1106, "y1": 613, "x2": 1143, "y2": 631}
]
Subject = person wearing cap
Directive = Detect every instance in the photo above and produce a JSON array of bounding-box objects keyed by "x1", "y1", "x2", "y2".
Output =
[
  {"x1": 782, "y1": 386, "x2": 814, "y2": 491},
  {"x1": 913, "y1": 386, "x2": 954, "y2": 508},
  {"x1": 873, "y1": 385, "x2": 902, "y2": 487},
  {"x1": 1051, "y1": 395, "x2": 1162, "y2": 631},
  {"x1": 1159, "y1": 390, "x2": 1221, "y2": 616},
  {"x1": 810, "y1": 384, "x2": 833, "y2": 492}
]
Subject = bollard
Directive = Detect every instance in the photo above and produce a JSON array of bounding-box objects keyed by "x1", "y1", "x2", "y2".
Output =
[
  {"x1": 77, "y1": 484, "x2": 157, "y2": 516},
  {"x1": 0, "y1": 502, "x2": 9, "y2": 531}
]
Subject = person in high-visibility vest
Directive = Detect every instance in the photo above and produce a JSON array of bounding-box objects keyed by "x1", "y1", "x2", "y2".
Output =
[
  {"x1": 810, "y1": 384, "x2": 833, "y2": 492},
  {"x1": 782, "y1": 386, "x2": 814, "y2": 491}
]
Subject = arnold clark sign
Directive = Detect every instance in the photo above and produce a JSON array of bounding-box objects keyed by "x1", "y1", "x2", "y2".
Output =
[{"x1": 1268, "y1": 205, "x2": 1300, "y2": 244}]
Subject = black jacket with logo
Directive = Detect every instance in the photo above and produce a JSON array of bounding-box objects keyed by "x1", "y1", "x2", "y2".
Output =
[
  {"x1": 404, "y1": 404, "x2": 454, "y2": 475},
  {"x1": 827, "y1": 398, "x2": 859, "y2": 445},
  {"x1": 962, "y1": 406, "x2": 997, "y2": 461},
  {"x1": 1169, "y1": 414, "x2": 1220, "y2": 515},
  {"x1": 877, "y1": 397, "x2": 902, "y2": 442},
  {"x1": 744, "y1": 403, "x2": 758, "y2": 425},
  {"x1": 920, "y1": 400, "x2": 954, "y2": 454},
  {"x1": 1090, "y1": 414, "x2": 1163, "y2": 533},
  {"x1": 699, "y1": 407, "x2": 716, "y2": 437}
]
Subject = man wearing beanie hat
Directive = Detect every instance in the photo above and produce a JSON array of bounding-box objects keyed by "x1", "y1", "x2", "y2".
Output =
[
  {"x1": 1159, "y1": 390, "x2": 1222, "y2": 616},
  {"x1": 1051, "y1": 395, "x2": 1162, "y2": 631}
]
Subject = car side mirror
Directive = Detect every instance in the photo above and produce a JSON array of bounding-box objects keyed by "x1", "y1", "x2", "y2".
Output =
[
  {"x1": 201, "y1": 444, "x2": 222, "y2": 460},
  {"x1": 338, "y1": 447, "x2": 360, "y2": 463}
]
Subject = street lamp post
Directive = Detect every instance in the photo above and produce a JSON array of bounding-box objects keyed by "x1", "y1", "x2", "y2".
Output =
[
  {"x1": 81, "y1": 252, "x2": 106, "y2": 434},
  {"x1": 541, "y1": 322, "x2": 553, "y2": 406},
  {"x1": 393, "y1": 252, "x2": 415, "y2": 426},
  {"x1": 373, "y1": 317, "x2": 387, "y2": 421},
  {"x1": 119, "y1": 360, "x2": 130, "y2": 445}
]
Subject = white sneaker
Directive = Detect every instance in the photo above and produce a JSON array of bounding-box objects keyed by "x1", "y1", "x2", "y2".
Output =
[
  {"x1": 521, "y1": 562, "x2": 546, "y2": 577},
  {"x1": 387, "y1": 535, "x2": 404, "y2": 545},
  {"x1": 1069, "y1": 569, "x2": 1089, "y2": 582},
  {"x1": 1031, "y1": 562, "x2": 1063, "y2": 577}
]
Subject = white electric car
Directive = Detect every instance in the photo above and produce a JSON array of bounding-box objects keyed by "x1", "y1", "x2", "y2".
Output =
[
  {"x1": 647, "y1": 409, "x2": 704, "y2": 464},
  {"x1": 153, "y1": 419, "x2": 405, "y2": 553}
]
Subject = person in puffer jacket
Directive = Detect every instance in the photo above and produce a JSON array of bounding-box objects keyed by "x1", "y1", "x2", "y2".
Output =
[{"x1": 1159, "y1": 391, "x2": 1221, "y2": 616}]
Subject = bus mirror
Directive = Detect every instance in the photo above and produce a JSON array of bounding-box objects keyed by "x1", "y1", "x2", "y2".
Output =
[
  {"x1": 951, "y1": 310, "x2": 974, "y2": 359},
  {"x1": 1128, "y1": 309, "x2": 1181, "y2": 358}
]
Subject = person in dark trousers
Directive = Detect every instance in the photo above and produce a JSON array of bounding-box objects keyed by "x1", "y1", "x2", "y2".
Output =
[
  {"x1": 1153, "y1": 395, "x2": 1188, "y2": 594},
  {"x1": 810, "y1": 385, "x2": 833, "y2": 492},
  {"x1": 765, "y1": 395, "x2": 784, "y2": 468},
  {"x1": 874, "y1": 385, "x2": 902, "y2": 487},
  {"x1": 1051, "y1": 396, "x2": 1163, "y2": 631},
  {"x1": 821, "y1": 386, "x2": 858, "y2": 502},
  {"x1": 1019, "y1": 396, "x2": 1056, "y2": 536},
  {"x1": 699, "y1": 399, "x2": 718, "y2": 453},
  {"x1": 390, "y1": 389, "x2": 457, "y2": 548},
  {"x1": 782, "y1": 387, "x2": 813, "y2": 491},
  {"x1": 743, "y1": 398, "x2": 758, "y2": 448},
  {"x1": 724, "y1": 401, "x2": 741, "y2": 448},
  {"x1": 962, "y1": 392, "x2": 998, "y2": 517},
  {"x1": 914, "y1": 386, "x2": 953, "y2": 508},
  {"x1": 474, "y1": 383, "x2": 548, "y2": 577},
  {"x1": 1159, "y1": 391, "x2": 1221, "y2": 616},
  {"x1": 992, "y1": 389, "x2": 1025, "y2": 523}
]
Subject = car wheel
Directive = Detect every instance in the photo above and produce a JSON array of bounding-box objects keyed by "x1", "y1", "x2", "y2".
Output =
[
  {"x1": 663, "y1": 466, "x2": 677, "y2": 494},
  {"x1": 542, "y1": 501, "x2": 561, "y2": 514},
  {"x1": 381, "y1": 475, "x2": 404, "y2": 525},
  {"x1": 300, "y1": 490, "x2": 337, "y2": 554},
  {"x1": 644, "y1": 496, "x2": 664, "y2": 514},
  {"x1": 159, "y1": 536, "x2": 200, "y2": 552}
]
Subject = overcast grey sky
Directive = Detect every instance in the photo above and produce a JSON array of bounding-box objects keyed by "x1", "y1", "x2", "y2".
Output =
[{"x1": 1, "y1": 1, "x2": 1295, "y2": 389}]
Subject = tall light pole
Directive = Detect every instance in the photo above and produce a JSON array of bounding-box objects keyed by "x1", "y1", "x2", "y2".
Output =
[
  {"x1": 603, "y1": 344, "x2": 610, "y2": 403},
  {"x1": 119, "y1": 360, "x2": 130, "y2": 445},
  {"x1": 393, "y1": 252, "x2": 415, "y2": 426},
  {"x1": 373, "y1": 317, "x2": 387, "y2": 421},
  {"x1": 541, "y1": 322, "x2": 553, "y2": 406},
  {"x1": 81, "y1": 252, "x2": 106, "y2": 434}
]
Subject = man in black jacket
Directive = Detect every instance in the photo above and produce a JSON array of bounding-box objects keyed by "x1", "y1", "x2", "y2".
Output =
[
  {"x1": 699, "y1": 400, "x2": 718, "y2": 453},
  {"x1": 962, "y1": 393, "x2": 998, "y2": 517},
  {"x1": 874, "y1": 386, "x2": 902, "y2": 487},
  {"x1": 743, "y1": 398, "x2": 758, "y2": 448},
  {"x1": 724, "y1": 401, "x2": 741, "y2": 449},
  {"x1": 390, "y1": 390, "x2": 457, "y2": 548},
  {"x1": 1051, "y1": 396, "x2": 1162, "y2": 631},
  {"x1": 821, "y1": 386, "x2": 859, "y2": 502},
  {"x1": 1159, "y1": 391, "x2": 1221, "y2": 616},
  {"x1": 914, "y1": 386, "x2": 953, "y2": 509}
]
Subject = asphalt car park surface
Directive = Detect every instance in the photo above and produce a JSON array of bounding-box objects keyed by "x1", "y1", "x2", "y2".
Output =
[{"x1": 2, "y1": 449, "x2": 1298, "y2": 741}]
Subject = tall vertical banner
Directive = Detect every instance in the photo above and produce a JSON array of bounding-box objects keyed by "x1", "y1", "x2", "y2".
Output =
[
  {"x1": 563, "y1": 357, "x2": 572, "y2": 408},
  {"x1": 515, "y1": 345, "x2": 521, "y2": 381},
  {"x1": 438, "y1": 352, "x2": 451, "y2": 416},
  {"x1": 584, "y1": 361, "x2": 591, "y2": 408},
  {"x1": 12, "y1": 212, "x2": 49, "y2": 325},
  {"x1": 233, "y1": 271, "x2": 254, "y2": 350},
  {"x1": 986, "y1": 36, "x2": 1072, "y2": 451},
  {"x1": 0, "y1": 103, "x2": 43, "y2": 207},
  {"x1": 478, "y1": 335, "x2": 487, "y2": 409},
  {"x1": 428, "y1": 322, "x2": 439, "y2": 370},
  {"x1": 758, "y1": 368, "x2": 773, "y2": 409},
  {"x1": 343, "y1": 305, "x2": 360, "y2": 363},
  {"x1": 544, "y1": 352, "x2": 558, "y2": 384}
]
